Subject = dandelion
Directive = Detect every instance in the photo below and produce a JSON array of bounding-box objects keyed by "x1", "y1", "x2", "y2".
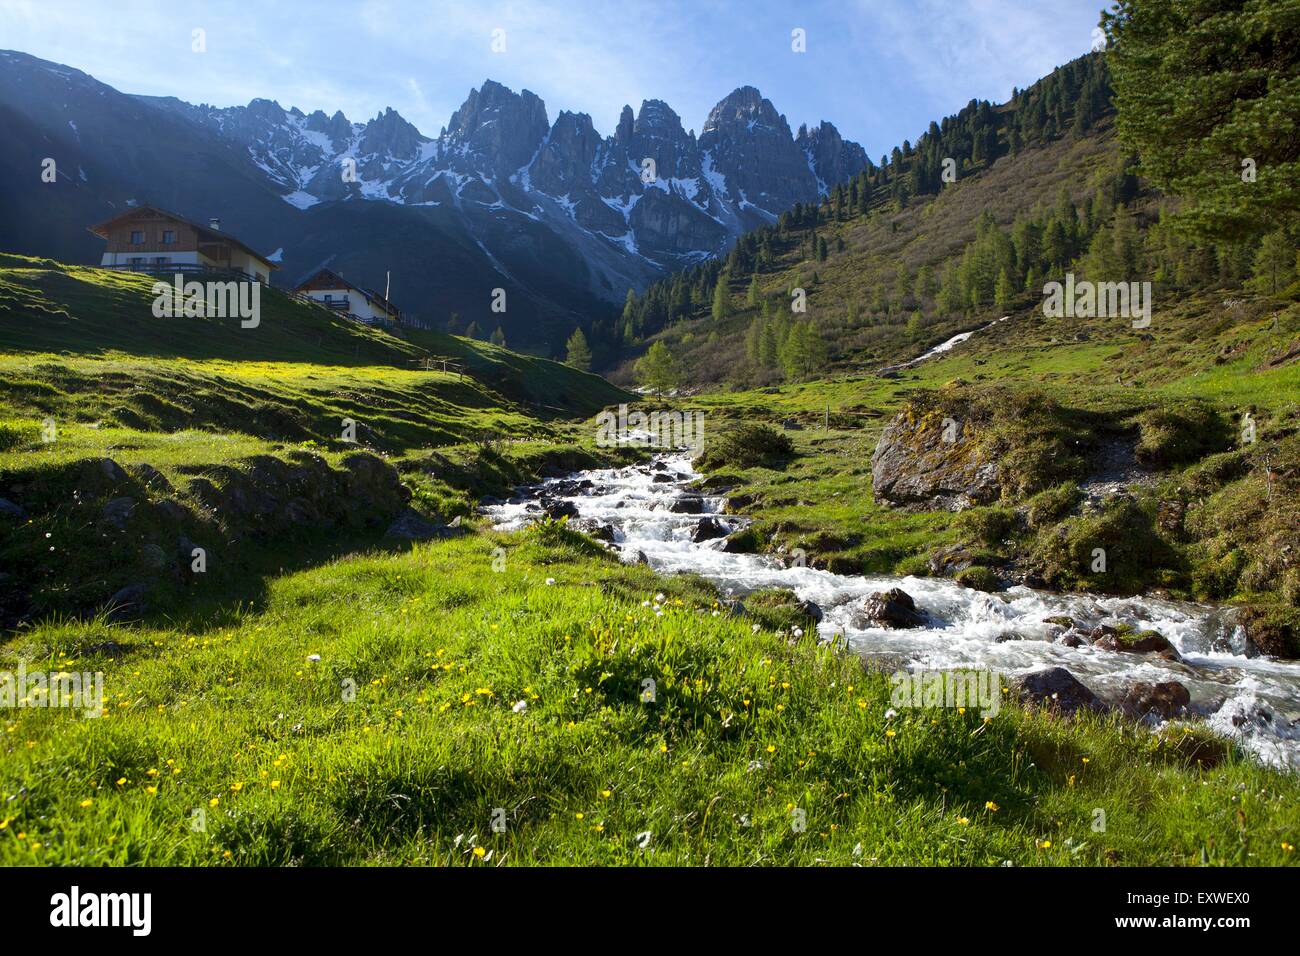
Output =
[
  {"x1": 545, "y1": 578, "x2": 556, "y2": 586},
  {"x1": 79, "y1": 799, "x2": 93, "y2": 809},
  {"x1": 766, "y1": 744, "x2": 776, "y2": 753},
  {"x1": 1283, "y1": 842, "x2": 1294, "y2": 853},
  {"x1": 209, "y1": 797, "x2": 220, "y2": 808},
  {"x1": 145, "y1": 786, "x2": 158, "y2": 796},
  {"x1": 600, "y1": 789, "x2": 612, "y2": 799},
  {"x1": 512, "y1": 700, "x2": 528, "y2": 713},
  {"x1": 957, "y1": 816, "x2": 970, "y2": 825},
  {"x1": 1037, "y1": 840, "x2": 1052, "y2": 849},
  {"x1": 885, "y1": 729, "x2": 896, "y2": 737},
  {"x1": 230, "y1": 782, "x2": 244, "y2": 793},
  {"x1": 270, "y1": 780, "x2": 281, "y2": 790},
  {"x1": 473, "y1": 846, "x2": 486, "y2": 858},
  {"x1": 575, "y1": 812, "x2": 584, "y2": 820},
  {"x1": 985, "y1": 801, "x2": 999, "y2": 812}
]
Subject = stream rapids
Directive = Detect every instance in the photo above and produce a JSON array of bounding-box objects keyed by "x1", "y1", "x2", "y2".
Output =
[{"x1": 484, "y1": 453, "x2": 1300, "y2": 770}]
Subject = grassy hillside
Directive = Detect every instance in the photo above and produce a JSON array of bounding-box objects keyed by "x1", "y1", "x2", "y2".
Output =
[
  {"x1": 3, "y1": 523, "x2": 1297, "y2": 866},
  {"x1": 0, "y1": 257, "x2": 634, "y2": 625}
]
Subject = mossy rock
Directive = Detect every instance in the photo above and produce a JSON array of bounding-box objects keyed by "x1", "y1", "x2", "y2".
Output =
[
  {"x1": 1030, "y1": 496, "x2": 1181, "y2": 595},
  {"x1": 696, "y1": 422, "x2": 793, "y2": 471},
  {"x1": 955, "y1": 565, "x2": 999, "y2": 592},
  {"x1": 1132, "y1": 403, "x2": 1231, "y2": 468},
  {"x1": 1026, "y1": 482, "x2": 1082, "y2": 529},
  {"x1": 1238, "y1": 605, "x2": 1300, "y2": 659},
  {"x1": 955, "y1": 506, "x2": 1018, "y2": 546}
]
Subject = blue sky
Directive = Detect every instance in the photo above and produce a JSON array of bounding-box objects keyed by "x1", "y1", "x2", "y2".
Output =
[{"x1": 1, "y1": 0, "x2": 1108, "y2": 159}]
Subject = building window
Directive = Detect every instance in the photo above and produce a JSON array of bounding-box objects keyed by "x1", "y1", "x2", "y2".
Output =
[
  {"x1": 130, "y1": 230, "x2": 144, "y2": 244},
  {"x1": 128, "y1": 257, "x2": 144, "y2": 266},
  {"x1": 323, "y1": 294, "x2": 332, "y2": 301},
  {"x1": 161, "y1": 230, "x2": 175, "y2": 245},
  {"x1": 154, "y1": 257, "x2": 169, "y2": 265}
]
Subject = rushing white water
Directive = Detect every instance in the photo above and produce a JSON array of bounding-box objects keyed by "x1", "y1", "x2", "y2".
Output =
[{"x1": 484, "y1": 454, "x2": 1300, "y2": 769}]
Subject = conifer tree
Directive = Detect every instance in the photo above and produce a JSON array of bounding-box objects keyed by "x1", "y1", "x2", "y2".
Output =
[
  {"x1": 564, "y1": 327, "x2": 592, "y2": 370},
  {"x1": 711, "y1": 273, "x2": 732, "y2": 322},
  {"x1": 635, "y1": 341, "x2": 680, "y2": 397}
]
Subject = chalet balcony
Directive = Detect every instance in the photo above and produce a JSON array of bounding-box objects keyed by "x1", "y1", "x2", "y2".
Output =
[{"x1": 103, "y1": 263, "x2": 264, "y2": 281}]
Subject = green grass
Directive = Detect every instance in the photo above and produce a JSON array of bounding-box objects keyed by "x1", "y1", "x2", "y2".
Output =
[
  {"x1": 2, "y1": 252, "x2": 1297, "y2": 867},
  {"x1": 2, "y1": 529, "x2": 1296, "y2": 866}
]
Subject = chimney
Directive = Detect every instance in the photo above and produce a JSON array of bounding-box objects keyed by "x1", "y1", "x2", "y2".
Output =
[{"x1": 209, "y1": 217, "x2": 221, "y2": 231}]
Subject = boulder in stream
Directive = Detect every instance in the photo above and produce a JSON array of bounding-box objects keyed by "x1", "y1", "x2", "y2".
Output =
[
  {"x1": 1013, "y1": 667, "x2": 1107, "y2": 717},
  {"x1": 1090, "y1": 626, "x2": 1181, "y2": 661},
  {"x1": 668, "y1": 496, "x2": 705, "y2": 514},
  {"x1": 691, "y1": 516, "x2": 729, "y2": 542},
  {"x1": 541, "y1": 498, "x2": 580, "y2": 521},
  {"x1": 720, "y1": 528, "x2": 760, "y2": 553},
  {"x1": 850, "y1": 588, "x2": 926, "y2": 629},
  {"x1": 1120, "y1": 681, "x2": 1191, "y2": 720},
  {"x1": 572, "y1": 518, "x2": 616, "y2": 542}
]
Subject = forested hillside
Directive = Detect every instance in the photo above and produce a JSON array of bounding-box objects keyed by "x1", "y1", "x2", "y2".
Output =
[{"x1": 611, "y1": 52, "x2": 1291, "y2": 388}]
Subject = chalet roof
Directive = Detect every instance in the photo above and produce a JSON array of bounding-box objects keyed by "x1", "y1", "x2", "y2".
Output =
[
  {"x1": 294, "y1": 268, "x2": 399, "y2": 315},
  {"x1": 87, "y1": 204, "x2": 280, "y2": 269}
]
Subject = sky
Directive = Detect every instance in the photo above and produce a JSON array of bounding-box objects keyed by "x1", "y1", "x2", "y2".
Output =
[{"x1": 0, "y1": 0, "x2": 1109, "y2": 160}]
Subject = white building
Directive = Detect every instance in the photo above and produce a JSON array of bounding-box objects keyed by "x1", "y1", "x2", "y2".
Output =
[{"x1": 293, "y1": 268, "x2": 401, "y2": 326}]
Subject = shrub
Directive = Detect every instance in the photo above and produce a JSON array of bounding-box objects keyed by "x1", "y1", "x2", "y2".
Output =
[
  {"x1": 696, "y1": 422, "x2": 794, "y2": 471},
  {"x1": 1026, "y1": 482, "x2": 1082, "y2": 529},
  {"x1": 1133, "y1": 403, "x2": 1231, "y2": 468},
  {"x1": 955, "y1": 506, "x2": 1017, "y2": 546}
]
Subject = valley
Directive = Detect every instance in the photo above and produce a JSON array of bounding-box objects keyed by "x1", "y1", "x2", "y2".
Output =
[{"x1": 1, "y1": 0, "x2": 1298, "y2": 872}]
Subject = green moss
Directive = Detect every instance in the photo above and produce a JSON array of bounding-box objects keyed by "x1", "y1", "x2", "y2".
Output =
[
  {"x1": 955, "y1": 565, "x2": 1000, "y2": 591},
  {"x1": 955, "y1": 506, "x2": 1018, "y2": 546},
  {"x1": 1132, "y1": 402, "x2": 1232, "y2": 468},
  {"x1": 1027, "y1": 482, "x2": 1083, "y2": 529},
  {"x1": 1030, "y1": 496, "x2": 1181, "y2": 595},
  {"x1": 695, "y1": 422, "x2": 794, "y2": 470}
]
